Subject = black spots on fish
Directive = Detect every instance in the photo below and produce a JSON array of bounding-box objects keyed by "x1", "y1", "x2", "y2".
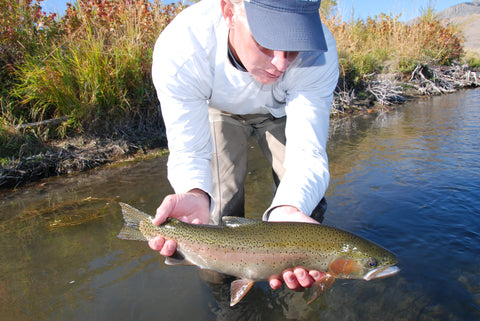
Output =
[
  {"x1": 238, "y1": 258, "x2": 248, "y2": 268},
  {"x1": 225, "y1": 245, "x2": 245, "y2": 253},
  {"x1": 278, "y1": 257, "x2": 288, "y2": 265}
]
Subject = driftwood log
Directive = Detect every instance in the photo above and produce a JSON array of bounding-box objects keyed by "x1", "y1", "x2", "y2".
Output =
[
  {"x1": 332, "y1": 63, "x2": 478, "y2": 113},
  {"x1": 16, "y1": 116, "x2": 69, "y2": 131},
  {"x1": 409, "y1": 64, "x2": 479, "y2": 95}
]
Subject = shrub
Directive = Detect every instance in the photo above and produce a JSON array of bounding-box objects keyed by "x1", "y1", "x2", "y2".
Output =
[
  {"x1": 324, "y1": 11, "x2": 465, "y2": 89},
  {"x1": 13, "y1": 0, "x2": 185, "y2": 136}
]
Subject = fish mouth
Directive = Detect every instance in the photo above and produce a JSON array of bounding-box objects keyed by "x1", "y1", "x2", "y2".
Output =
[{"x1": 364, "y1": 266, "x2": 400, "y2": 281}]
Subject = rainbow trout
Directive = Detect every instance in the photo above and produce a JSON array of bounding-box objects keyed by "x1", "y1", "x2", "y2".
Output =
[{"x1": 118, "y1": 203, "x2": 399, "y2": 306}]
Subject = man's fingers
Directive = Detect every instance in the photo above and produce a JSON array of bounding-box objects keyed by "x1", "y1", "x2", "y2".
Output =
[
  {"x1": 191, "y1": 218, "x2": 202, "y2": 225},
  {"x1": 283, "y1": 270, "x2": 300, "y2": 290},
  {"x1": 268, "y1": 276, "x2": 283, "y2": 290},
  {"x1": 148, "y1": 236, "x2": 165, "y2": 251},
  {"x1": 269, "y1": 269, "x2": 327, "y2": 291},
  {"x1": 148, "y1": 236, "x2": 176, "y2": 257},
  {"x1": 309, "y1": 270, "x2": 327, "y2": 282},
  {"x1": 269, "y1": 279, "x2": 282, "y2": 290},
  {"x1": 154, "y1": 195, "x2": 177, "y2": 225},
  {"x1": 159, "y1": 239, "x2": 177, "y2": 256},
  {"x1": 294, "y1": 268, "x2": 314, "y2": 288}
]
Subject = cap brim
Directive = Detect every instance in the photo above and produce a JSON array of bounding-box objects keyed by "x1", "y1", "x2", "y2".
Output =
[{"x1": 244, "y1": 1, "x2": 327, "y2": 52}]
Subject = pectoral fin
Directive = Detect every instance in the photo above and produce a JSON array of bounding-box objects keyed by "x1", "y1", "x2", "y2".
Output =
[
  {"x1": 230, "y1": 279, "x2": 255, "y2": 306},
  {"x1": 307, "y1": 274, "x2": 336, "y2": 304}
]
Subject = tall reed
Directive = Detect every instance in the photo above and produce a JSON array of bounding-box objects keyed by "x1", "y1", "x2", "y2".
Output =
[
  {"x1": 324, "y1": 12, "x2": 465, "y2": 89},
  {"x1": 14, "y1": 0, "x2": 185, "y2": 136},
  {"x1": 0, "y1": 0, "x2": 58, "y2": 99}
]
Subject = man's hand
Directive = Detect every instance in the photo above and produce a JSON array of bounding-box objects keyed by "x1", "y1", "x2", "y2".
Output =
[
  {"x1": 148, "y1": 188, "x2": 210, "y2": 256},
  {"x1": 267, "y1": 205, "x2": 326, "y2": 291}
]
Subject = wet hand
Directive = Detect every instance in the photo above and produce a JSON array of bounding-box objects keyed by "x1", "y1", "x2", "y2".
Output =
[
  {"x1": 267, "y1": 205, "x2": 320, "y2": 224},
  {"x1": 267, "y1": 205, "x2": 323, "y2": 290},
  {"x1": 148, "y1": 189, "x2": 210, "y2": 256},
  {"x1": 152, "y1": 188, "x2": 210, "y2": 225},
  {"x1": 269, "y1": 269, "x2": 327, "y2": 291},
  {"x1": 149, "y1": 237, "x2": 177, "y2": 256}
]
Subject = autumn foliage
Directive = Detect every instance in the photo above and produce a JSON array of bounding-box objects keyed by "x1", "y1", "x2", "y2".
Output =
[
  {"x1": 324, "y1": 13, "x2": 464, "y2": 88},
  {"x1": 0, "y1": 0, "x2": 467, "y2": 141}
]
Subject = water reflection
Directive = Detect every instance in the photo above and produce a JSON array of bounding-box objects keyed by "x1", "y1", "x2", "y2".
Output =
[{"x1": 1, "y1": 89, "x2": 479, "y2": 320}]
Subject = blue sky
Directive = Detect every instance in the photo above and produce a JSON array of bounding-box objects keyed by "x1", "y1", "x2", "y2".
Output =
[
  {"x1": 337, "y1": 0, "x2": 467, "y2": 21},
  {"x1": 40, "y1": 0, "x2": 467, "y2": 22}
]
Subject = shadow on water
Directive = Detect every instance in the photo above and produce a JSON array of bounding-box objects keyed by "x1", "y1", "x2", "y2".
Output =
[{"x1": 1, "y1": 89, "x2": 480, "y2": 320}]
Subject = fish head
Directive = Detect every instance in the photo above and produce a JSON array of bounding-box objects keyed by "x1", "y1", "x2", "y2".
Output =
[{"x1": 328, "y1": 240, "x2": 399, "y2": 281}]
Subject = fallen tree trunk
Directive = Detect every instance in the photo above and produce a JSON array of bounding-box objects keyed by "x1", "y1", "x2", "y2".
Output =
[{"x1": 16, "y1": 116, "x2": 69, "y2": 131}]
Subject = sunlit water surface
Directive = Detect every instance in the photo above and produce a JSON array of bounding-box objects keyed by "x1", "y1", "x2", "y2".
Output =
[{"x1": 1, "y1": 89, "x2": 479, "y2": 320}]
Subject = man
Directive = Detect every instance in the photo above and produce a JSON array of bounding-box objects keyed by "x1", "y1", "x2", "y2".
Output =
[{"x1": 149, "y1": 0, "x2": 339, "y2": 292}]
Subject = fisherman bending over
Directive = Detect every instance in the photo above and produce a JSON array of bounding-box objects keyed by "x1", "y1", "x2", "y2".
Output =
[{"x1": 148, "y1": 0, "x2": 339, "y2": 291}]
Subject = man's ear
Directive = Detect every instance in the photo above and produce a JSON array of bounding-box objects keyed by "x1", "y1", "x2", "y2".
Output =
[{"x1": 221, "y1": 0, "x2": 235, "y2": 28}]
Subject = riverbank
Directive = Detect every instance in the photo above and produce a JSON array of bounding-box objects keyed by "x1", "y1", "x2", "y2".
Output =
[
  {"x1": 1, "y1": 0, "x2": 479, "y2": 190},
  {"x1": 0, "y1": 130, "x2": 168, "y2": 190},
  {"x1": 1, "y1": 63, "x2": 478, "y2": 191},
  {"x1": 331, "y1": 63, "x2": 479, "y2": 115}
]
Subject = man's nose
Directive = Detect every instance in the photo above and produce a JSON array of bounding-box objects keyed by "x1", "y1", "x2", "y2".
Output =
[{"x1": 271, "y1": 51, "x2": 289, "y2": 72}]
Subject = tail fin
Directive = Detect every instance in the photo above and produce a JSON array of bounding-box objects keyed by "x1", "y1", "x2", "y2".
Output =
[{"x1": 117, "y1": 203, "x2": 152, "y2": 241}]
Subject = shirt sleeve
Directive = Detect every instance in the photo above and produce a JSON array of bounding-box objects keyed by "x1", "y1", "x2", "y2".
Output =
[
  {"x1": 265, "y1": 27, "x2": 339, "y2": 218},
  {"x1": 151, "y1": 25, "x2": 215, "y2": 211}
]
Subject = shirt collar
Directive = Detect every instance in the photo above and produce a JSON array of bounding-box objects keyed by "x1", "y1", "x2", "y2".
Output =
[{"x1": 227, "y1": 43, "x2": 248, "y2": 72}]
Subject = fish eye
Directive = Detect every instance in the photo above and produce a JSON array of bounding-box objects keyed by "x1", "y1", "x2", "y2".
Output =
[{"x1": 367, "y1": 259, "x2": 378, "y2": 268}]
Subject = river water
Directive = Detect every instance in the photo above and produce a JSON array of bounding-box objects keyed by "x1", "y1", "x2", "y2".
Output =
[{"x1": 1, "y1": 89, "x2": 479, "y2": 321}]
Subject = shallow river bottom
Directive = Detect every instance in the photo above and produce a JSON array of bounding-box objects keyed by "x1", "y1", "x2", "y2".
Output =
[{"x1": 1, "y1": 89, "x2": 479, "y2": 320}]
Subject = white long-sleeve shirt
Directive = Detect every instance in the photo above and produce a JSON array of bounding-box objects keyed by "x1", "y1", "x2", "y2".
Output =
[{"x1": 152, "y1": 0, "x2": 339, "y2": 217}]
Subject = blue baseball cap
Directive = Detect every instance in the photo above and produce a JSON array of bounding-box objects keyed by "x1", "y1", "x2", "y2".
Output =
[{"x1": 243, "y1": 0, "x2": 328, "y2": 52}]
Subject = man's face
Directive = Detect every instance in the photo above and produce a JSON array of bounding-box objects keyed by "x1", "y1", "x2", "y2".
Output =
[{"x1": 226, "y1": 5, "x2": 299, "y2": 85}]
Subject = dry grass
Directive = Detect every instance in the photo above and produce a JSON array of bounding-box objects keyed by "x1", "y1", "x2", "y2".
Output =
[{"x1": 324, "y1": 12, "x2": 465, "y2": 88}]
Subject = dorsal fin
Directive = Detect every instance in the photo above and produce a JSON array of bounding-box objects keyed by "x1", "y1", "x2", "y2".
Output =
[{"x1": 222, "y1": 216, "x2": 259, "y2": 227}]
